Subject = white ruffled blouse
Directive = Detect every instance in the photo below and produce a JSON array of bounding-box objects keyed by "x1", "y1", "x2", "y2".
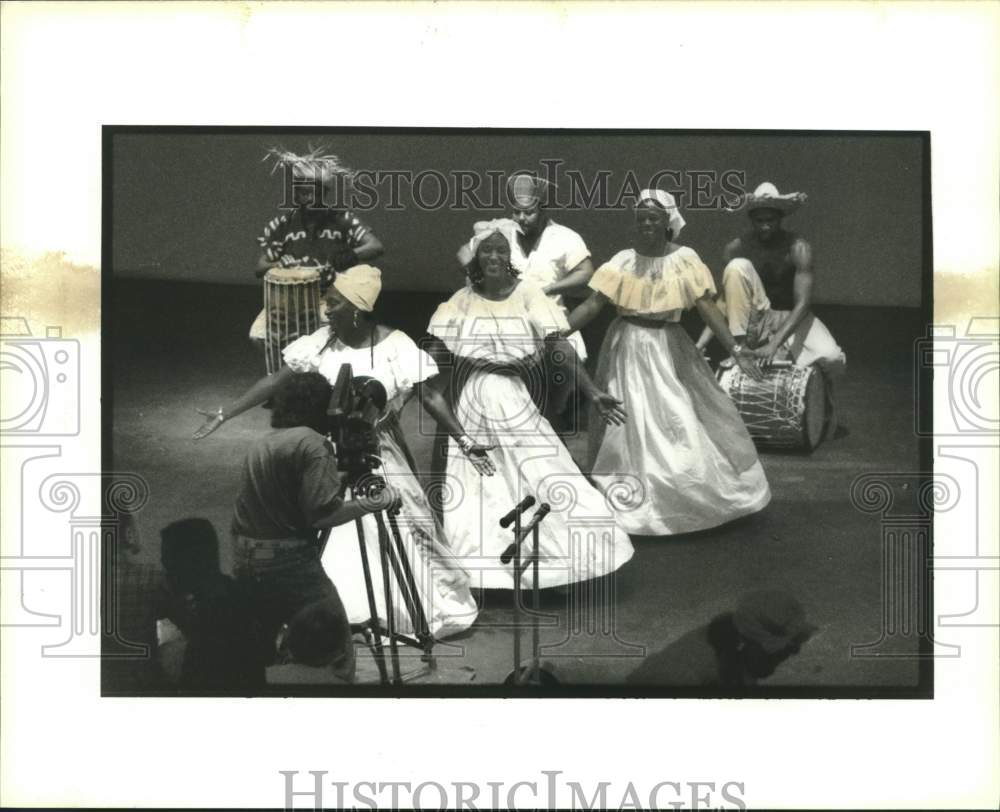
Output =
[
  {"x1": 282, "y1": 327, "x2": 439, "y2": 414},
  {"x1": 427, "y1": 281, "x2": 570, "y2": 362},
  {"x1": 589, "y1": 246, "x2": 717, "y2": 322}
]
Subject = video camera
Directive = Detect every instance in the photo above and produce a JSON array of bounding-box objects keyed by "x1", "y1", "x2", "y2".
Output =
[
  {"x1": 321, "y1": 364, "x2": 440, "y2": 685},
  {"x1": 325, "y1": 363, "x2": 388, "y2": 483}
]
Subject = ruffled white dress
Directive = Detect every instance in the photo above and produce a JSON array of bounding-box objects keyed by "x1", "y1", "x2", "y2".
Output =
[
  {"x1": 282, "y1": 327, "x2": 479, "y2": 638},
  {"x1": 587, "y1": 247, "x2": 771, "y2": 536},
  {"x1": 428, "y1": 282, "x2": 634, "y2": 589}
]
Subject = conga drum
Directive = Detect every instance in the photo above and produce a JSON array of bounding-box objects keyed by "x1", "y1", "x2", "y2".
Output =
[
  {"x1": 263, "y1": 267, "x2": 323, "y2": 374},
  {"x1": 717, "y1": 361, "x2": 828, "y2": 451}
]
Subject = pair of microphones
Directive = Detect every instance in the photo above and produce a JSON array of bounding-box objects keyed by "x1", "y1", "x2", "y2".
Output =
[{"x1": 499, "y1": 496, "x2": 551, "y2": 564}]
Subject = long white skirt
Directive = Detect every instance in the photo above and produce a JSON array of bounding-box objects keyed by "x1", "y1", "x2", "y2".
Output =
[
  {"x1": 320, "y1": 417, "x2": 478, "y2": 639},
  {"x1": 443, "y1": 368, "x2": 634, "y2": 589},
  {"x1": 589, "y1": 319, "x2": 771, "y2": 536}
]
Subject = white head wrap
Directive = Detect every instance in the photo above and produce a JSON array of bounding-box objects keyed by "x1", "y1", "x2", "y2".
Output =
[
  {"x1": 456, "y1": 218, "x2": 522, "y2": 268},
  {"x1": 332, "y1": 264, "x2": 382, "y2": 312},
  {"x1": 637, "y1": 189, "x2": 686, "y2": 238}
]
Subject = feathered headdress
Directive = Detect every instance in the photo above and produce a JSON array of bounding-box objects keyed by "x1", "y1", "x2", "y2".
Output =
[{"x1": 262, "y1": 143, "x2": 355, "y2": 185}]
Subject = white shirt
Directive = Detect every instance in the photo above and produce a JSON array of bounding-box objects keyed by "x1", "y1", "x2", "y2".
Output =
[{"x1": 510, "y1": 220, "x2": 591, "y2": 305}]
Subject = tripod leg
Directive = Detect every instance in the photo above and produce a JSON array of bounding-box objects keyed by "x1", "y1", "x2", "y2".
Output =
[
  {"x1": 385, "y1": 511, "x2": 434, "y2": 656},
  {"x1": 373, "y1": 511, "x2": 402, "y2": 684},
  {"x1": 316, "y1": 526, "x2": 332, "y2": 558},
  {"x1": 355, "y1": 516, "x2": 389, "y2": 685}
]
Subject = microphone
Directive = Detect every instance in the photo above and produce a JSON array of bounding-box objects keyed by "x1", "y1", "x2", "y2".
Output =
[
  {"x1": 500, "y1": 503, "x2": 551, "y2": 564},
  {"x1": 499, "y1": 495, "x2": 536, "y2": 529}
]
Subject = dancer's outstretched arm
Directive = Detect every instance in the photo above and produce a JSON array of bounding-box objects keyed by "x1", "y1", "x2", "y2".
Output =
[
  {"x1": 565, "y1": 290, "x2": 609, "y2": 333},
  {"x1": 417, "y1": 382, "x2": 496, "y2": 476},
  {"x1": 543, "y1": 334, "x2": 626, "y2": 426},
  {"x1": 694, "y1": 295, "x2": 764, "y2": 381},
  {"x1": 193, "y1": 365, "x2": 296, "y2": 439}
]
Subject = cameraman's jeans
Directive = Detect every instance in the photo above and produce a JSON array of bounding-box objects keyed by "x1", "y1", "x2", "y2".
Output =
[{"x1": 231, "y1": 535, "x2": 355, "y2": 682}]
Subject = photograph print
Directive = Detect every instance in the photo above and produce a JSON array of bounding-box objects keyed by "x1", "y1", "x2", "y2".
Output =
[{"x1": 104, "y1": 128, "x2": 930, "y2": 696}]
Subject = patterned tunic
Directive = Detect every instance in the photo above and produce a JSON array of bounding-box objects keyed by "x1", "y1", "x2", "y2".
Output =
[{"x1": 258, "y1": 208, "x2": 372, "y2": 290}]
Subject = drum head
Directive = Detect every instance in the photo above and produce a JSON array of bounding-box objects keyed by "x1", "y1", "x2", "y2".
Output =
[
  {"x1": 265, "y1": 266, "x2": 321, "y2": 284},
  {"x1": 802, "y1": 367, "x2": 828, "y2": 450}
]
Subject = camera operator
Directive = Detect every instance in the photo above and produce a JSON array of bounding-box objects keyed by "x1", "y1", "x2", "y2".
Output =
[{"x1": 230, "y1": 371, "x2": 398, "y2": 679}]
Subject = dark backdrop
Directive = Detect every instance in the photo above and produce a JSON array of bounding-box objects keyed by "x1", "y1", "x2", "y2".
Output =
[{"x1": 111, "y1": 130, "x2": 925, "y2": 307}]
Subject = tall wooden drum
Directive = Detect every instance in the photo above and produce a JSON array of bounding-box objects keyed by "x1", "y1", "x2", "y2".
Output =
[{"x1": 263, "y1": 267, "x2": 323, "y2": 374}]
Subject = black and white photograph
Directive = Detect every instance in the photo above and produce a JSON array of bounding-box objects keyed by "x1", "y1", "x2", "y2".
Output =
[
  {"x1": 105, "y1": 129, "x2": 930, "y2": 696},
  {"x1": 2, "y1": 2, "x2": 997, "y2": 810}
]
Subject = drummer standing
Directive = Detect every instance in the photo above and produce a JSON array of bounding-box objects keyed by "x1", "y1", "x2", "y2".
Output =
[
  {"x1": 249, "y1": 147, "x2": 384, "y2": 344},
  {"x1": 696, "y1": 182, "x2": 846, "y2": 433}
]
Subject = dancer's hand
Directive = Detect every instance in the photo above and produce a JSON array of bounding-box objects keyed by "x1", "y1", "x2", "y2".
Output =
[
  {"x1": 193, "y1": 408, "x2": 225, "y2": 439},
  {"x1": 466, "y1": 443, "x2": 497, "y2": 477},
  {"x1": 734, "y1": 349, "x2": 765, "y2": 381},
  {"x1": 592, "y1": 391, "x2": 627, "y2": 426},
  {"x1": 457, "y1": 435, "x2": 497, "y2": 476}
]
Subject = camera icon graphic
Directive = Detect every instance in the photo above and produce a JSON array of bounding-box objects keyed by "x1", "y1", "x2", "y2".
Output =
[
  {"x1": 0, "y1": 317, "x2": 81, "y2": 437},
  {"x1": 914, "y1": 318, "x2": 999, "y2": 437}
]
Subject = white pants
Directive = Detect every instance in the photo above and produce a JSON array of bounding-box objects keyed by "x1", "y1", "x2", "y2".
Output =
[{"x1": 721, "y1": 258, "x2": 846, "y2": 376}]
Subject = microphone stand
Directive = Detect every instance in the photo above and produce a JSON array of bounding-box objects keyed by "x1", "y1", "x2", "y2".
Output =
[{"x1": 499, "y1": 501, "x2": 552, "y2": 687}]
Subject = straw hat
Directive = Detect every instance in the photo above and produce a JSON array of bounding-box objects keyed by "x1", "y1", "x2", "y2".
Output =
[{"x1": 745, "y1": 182, "x2": 807, "y2": 214}]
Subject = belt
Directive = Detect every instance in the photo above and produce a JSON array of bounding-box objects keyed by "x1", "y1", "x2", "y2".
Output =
[
  {"x1": 621, "y1": 315, "x2": 677, "y2": 329},
  {"x1": 232, "y1": 534, "x2": 315, "y2": 561}
]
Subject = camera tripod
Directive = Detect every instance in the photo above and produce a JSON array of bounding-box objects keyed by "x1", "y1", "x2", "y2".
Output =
[
  {"x1": 318, "y1": 365, "x2": 474, "y2": 685},
  {"x1": 318, "y1": 468, "x2": 436, "y2": 686}
]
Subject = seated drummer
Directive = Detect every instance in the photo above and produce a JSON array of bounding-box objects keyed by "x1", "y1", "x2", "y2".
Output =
[
  {"x1": 696, "y1": 181, "x2": 846, "y2": 435},
  {"x1": 249, "y1": 146, "x2": 384, "y2": 344}
]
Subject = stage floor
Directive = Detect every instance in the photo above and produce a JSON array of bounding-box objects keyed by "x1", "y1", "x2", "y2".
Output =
[{"x1": 109, "y1": 279, "x2": 928, "y2": 693}]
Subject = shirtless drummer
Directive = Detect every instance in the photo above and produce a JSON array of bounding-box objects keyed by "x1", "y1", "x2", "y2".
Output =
[{"x1": 697, "y1": 181, "x2": 846, "y2": 436}]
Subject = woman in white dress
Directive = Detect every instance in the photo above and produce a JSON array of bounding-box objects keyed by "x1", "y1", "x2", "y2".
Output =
[
  {"x1": 195, "y1": 265, "x2": 492, "y2": 638},
  {"x1": 429, "y1": 222, "x2": 635, "y2": 589},
  {"x1": 565, "y1": 190, "x2": 771, "y2": 536}
]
